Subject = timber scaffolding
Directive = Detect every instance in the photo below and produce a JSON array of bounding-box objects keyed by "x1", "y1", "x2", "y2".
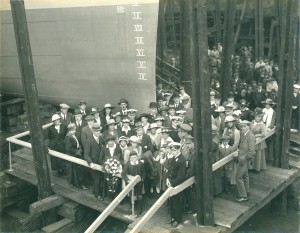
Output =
[{"x1": 5, "y1": 124, "x2": 300, "y2": 233}]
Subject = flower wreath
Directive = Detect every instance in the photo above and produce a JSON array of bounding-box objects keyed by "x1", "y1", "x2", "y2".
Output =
[{"x1": 104, "y1": 158, "x2": 122, "y2": 176}]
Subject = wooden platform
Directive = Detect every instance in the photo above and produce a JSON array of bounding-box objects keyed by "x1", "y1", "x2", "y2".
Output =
[{"x1": 5, "y1": 148, "x2": 300, "y2": 233}]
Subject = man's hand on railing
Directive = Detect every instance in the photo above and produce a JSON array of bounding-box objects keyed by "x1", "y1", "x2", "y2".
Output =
[{"x1": 166, "y1": 178, "x2": 172, "y2": 188}]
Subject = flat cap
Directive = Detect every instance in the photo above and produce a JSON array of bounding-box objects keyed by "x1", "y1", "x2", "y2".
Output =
[{"x1": 178, "y1": 123, "x2": 192, "y2": 132}]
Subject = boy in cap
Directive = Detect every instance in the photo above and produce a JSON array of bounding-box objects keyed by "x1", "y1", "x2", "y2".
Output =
[
  {"x1": 235, "y1": 120, "x2": 255, "y2": 202},
  {"x1": 59, "y1": 103, "x2": 73, "y2": 125},
  {"x1": 219, "y1": 135, "x2": 235, "y2": 193},
  {"x1": 122, "y1": 151, "x2": 145, "y2": 216},
  {"x1": 84, "y1": 123, "x2": 104, "y2": 200}
]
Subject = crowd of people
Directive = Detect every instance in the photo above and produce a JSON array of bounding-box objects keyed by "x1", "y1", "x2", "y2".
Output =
[{"x1": 44, "y1": 43, "x2": 300, "y2": 228}]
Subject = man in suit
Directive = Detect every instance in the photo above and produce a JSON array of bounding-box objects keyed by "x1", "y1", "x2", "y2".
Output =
[
  {"x1": 148, "y1": 102, "x2": 158, "y2": 123},
  {"x1": 78, "y1": 101, "x2": 87, "y2": 120},
  {"x1": 127, "y1": 109, "x2": 138, "y2": 128},
  {"x1": 84, "y1": 123, "x2": 104, "y2": 200},
  {"x1": 81, "y1": 115, "x2": 96, "y2": 149},
  {"x1": 59, "y1": 103, "x2": 73, "y2": 126},
  {"x1": 118, "y1": 98, "x2": 129, "y2": 117},
  {"x1": 234, "y1": 120, "x2": 256, "y2": 202},
  {"x1": 253, "y1": 83, "x2": 266, "y2": 108},
  {"x1": 99, "y1": 134, "x2": 123, "y2": 165},
  {"x1": 166, "y1": 142, "x2": 186, "y2": 227},
  {"x1": 172, "y1": 94, "x2": 184, "y2": 111},
  {"x1": 73, "y1": 109, "x2": 87, "y2": 148}
]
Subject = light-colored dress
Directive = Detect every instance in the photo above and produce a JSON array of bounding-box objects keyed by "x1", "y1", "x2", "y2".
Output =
[{"x1": 250, "y1": 121, "x2": 267, "y2": 171}]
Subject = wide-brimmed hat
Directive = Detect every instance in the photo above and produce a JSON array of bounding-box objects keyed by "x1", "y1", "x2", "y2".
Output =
[
  {"x1": 129, "y1": 136, "x2": 141, "y2": 144},
  {"x1": 154, "y1": 115, "x2": 165, "y2": 121},
  {"x1": 118, "y1": 136, "x2": 128, "y2": 143},
  {"x1": 163, "y1": 93, "x2": 172, "y2": 97},
  {"x1": 170, "y1": 142, "x2": 181, "y2": 149},
  {"x1": 261, "y1": 98, "x2": 276, "y2": 105},
  {"x1": 90, "y1": 107, "x2": 99, "y2": 115},
  {"x1": 224, "y1": 105, "x2": 235, "y2": 112},
  {"x1": 102, "y1": 103, "x2": 115, "y2": 111},
  {"x1": 176, "y1": 110, "x2": 187, "y2": 115},
  {"x1": 52, "y1": 114, "x2": 61, "y2": 122},
  {"x1": 121, "y1": 117, "x2": 130, "y2": 123},
  {"x1": 136, "y1": 113, "x2": 151, "y2": 122},
  {"x1": 233, "y1": 110, "x2": 242, "y2": 116},
  {"x1": 118, "y1": 98, "x2": 128, "y2": 105},
  {"x1": 293, "y1": 84, "x2": 300, "y2": 89},
  {"x1": 60, "y1": 103, "x2": 70, "y2": 109}
]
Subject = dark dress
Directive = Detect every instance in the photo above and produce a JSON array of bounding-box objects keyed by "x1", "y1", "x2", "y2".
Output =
[
  {"x1": 65, "y1": 134, "x2": 83, "y2": 187},
  {"x1": 212, "y1": 138, "x2": 222, "y2": 196}
]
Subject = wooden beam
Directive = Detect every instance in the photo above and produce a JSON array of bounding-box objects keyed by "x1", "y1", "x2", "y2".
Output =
[
  {"x1": 258, "y1": 0, "x2": 264, "y2": 58},
  {"x1": 42, "y1": 218, "x2": 73, "y2": 233},
  {"x1": 214, "y1": 0, "x2": 221, "y2": 43},
  {"x1": 220, "y1": 0, "x2": 236, "y2": 100},
  {"x1": 267, "y1": 19, "x2": 275, "y2": 59},
  {"x1": 234, "y1": 0, "x2": 248, "y2": 45},
  {"x1": 10, "y1": 0, "x2": 55, "y2": 225},
  {"x1": 191, "y1": 0, "x2": 214, "y2": 225},
  {"x1": 29, "y1": 195, "x2": 67, "y2": 215}
]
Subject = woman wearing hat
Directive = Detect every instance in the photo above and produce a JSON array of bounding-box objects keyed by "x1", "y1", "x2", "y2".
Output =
[
  {"x1": 100, "y1": 103, "x2": 115, "y2": 129},
  {"x1": 46, "y1": 114, "x2": 67, "y2": 175},
  {"x1": 136, "y1": 113, "x2": 151, "y2": 134},
  {"x1": 222, "y1": 116, "x2": 241, "y2": 151},
  {"x1": 124, "y1": 136, "x2": 143, "y2": 165},
  {"x1": 262, "y1": 99, "x2": 276, "y2": 130},
  {"x1": 118, "y1": 117, "x2": 135, "y2": 138},
  {"x1": 102, "y1": 119, "x2": 119, "y2": 142},
  {"x1": 65, "y1": 123, "x2": 87, "y2": 189},
  {"x1": 250, "y1": 108, "x2": 267, "y2": 172}
]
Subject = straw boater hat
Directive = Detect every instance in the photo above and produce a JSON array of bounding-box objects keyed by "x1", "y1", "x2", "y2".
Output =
[
  {"x1": 176, "y1": 110, "x2": 187, "y2": 115},
  {"x1": 154, "y1": 115, "x2": 165, "y2": 121},
  {"x1": 148, "y1": 123, "x2": 159, "y2": 130},
  {"x1": 127, "y1": 109, "x2": 138, "y2": 115},
  {"x1": 215, "y1": 106, "x2": 225, "y2": 112},
  {"x1": 51, "y1": 114, "x2": 61, "y2": 122},
  {"x1": 224, "y1": 115, "x2": 236, "y2": 123},
  {"x1": 92, "y1": 122, "x2": 101, "y2": 131},
  {"x1": 170, "y1": 115, "x2": 182, "y2": 121},
  {"x1": 261, "y1": 98, "x2": 276, "y2": 105},
  {"x1": 129, "y1": 136, "x2": 141, "y2": 144},
  {"x1": 102, "y1": 103, "x2": 115, "y2": 112},
  {"x1": 240, "y1": 120, "x2": 251, "y2": 125}
]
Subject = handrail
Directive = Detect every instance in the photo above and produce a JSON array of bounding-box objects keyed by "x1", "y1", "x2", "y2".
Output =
[
  {"x1": 85, "y1": 175, "x2": 142, "y2": 233},
  {"x1": 130, "y1": 128, "x2": 276, "y2": 232},
  {"x1": 156, "y1": 56, "x2": 180, "y2": 72}
]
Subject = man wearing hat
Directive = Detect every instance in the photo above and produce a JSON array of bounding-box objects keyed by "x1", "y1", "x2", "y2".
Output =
[
  {"x1": 157, "y1": 96, "x2": 166, "y2": 110},
  {"x1": 166, "y1": 142, "x2": 186, "y2": 227},
  {"x1": 239, "y1": 99, "x2": 253, "y2": 122},
  {"x1": 73, "y1": 109, "x2": 87, "y2": 146},
  {"x1": 222, "y1": 92, "x2": 239, "y2": 110},
  {"x1": 172, "y1": 93, "x2": 184, "y2": 111},
  {"x1": 78, "y1": 101, "x2": 87, "y2": 120},
  {"x1": 179, "y1": 85, "x2": 191, "y2": 108},
  {"x1": 213, "y1": 106, "x2": 226, "y2": 134},
  {"x1": 253, "y1": 83, "x2": 266, "y2": 108},
  {"x1": 59, "y1": 103, "x2": 73, "y2": 126},
  {"x1": 84, "y1": 122, "x2": 104, "y2": 200},
  {"x1": 163, "y1": 93, "x2": 172, "y2": 107},
  {"x1": 148, "y1": 102, "x2": 158, "y2": 123},
  {"x1": 169, "y1": 116, "x2": 181, "y2": 143},
  {"x1": 177, "y1": 123, "x2": 192, "y2": 160},
  {"x1": 223, "y1": 115, "x2": 240, "y2": 151},
  {"x1": 156, "y1": 82, "x2": 164, "y2": 101},
  {"x1": 118, "y1": 117, "x2": 134, "y2": 138},
  {"x1": 118, "y1": 98, "x2": 129, "y2": 116},
  {"x1": 122, "y1": 150, "x2": 145, "y2": 216},
  {"x1": 46, "y1": 114, "x2": 67, "y2": 175},
  {"x1": 81, "y1": 115, "x2": 97, "y2": 150},
  {"x1": 235, "y1": 120, "x2": 256, "y2": 202},
  {"x1": 127, "y1": 109, "x2": 138, "y2": 127},
  {"x1": 90, "y1": 107, "x2": 102, "y2": 129}
]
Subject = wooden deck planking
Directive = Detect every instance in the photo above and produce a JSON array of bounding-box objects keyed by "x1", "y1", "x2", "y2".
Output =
[{"x1": 6, "y1": 148, "x2": 300, "y2": 233}]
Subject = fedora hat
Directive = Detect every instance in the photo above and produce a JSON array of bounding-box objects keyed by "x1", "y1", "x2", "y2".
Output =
[
  {"x1": 90, "y1": 107, "x2": 99, "y2": 115},
  {"x1": 118, "y1": 98, "x2": 128, "y2": 105},
  {"x1": 92, "y1": 122, "x2": 101, "y2": 131}
]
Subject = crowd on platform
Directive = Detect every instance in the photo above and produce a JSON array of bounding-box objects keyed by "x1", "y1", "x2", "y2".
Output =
[{"x1": 45, "y1": 43, "x2": 300, "y2": 228}]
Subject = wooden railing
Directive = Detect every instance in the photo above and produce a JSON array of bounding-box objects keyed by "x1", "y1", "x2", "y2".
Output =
[
  {"x1": 85, "y1": 175, "x2": 142, "y2": 233},
  {"x1": 130, "y1": 128, "x2": 276, "y2": 233}
]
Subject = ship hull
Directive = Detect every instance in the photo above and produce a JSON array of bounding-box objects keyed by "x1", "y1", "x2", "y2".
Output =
[{"x1": 0, "y1": 0, "x2": 159, "y2": 112}]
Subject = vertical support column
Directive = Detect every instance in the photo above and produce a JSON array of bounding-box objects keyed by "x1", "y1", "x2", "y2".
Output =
[
  {"x1": 190, "y1": 0, "x2": 214, "y2": 225},
  {"x1": 220, "y1": 0, "x2": 236, "y2": 100},
  {"x1": 258, "y1": 0, "x2": 264, "y2": 58},
  {"x1": 214, "y1": 0, "x2": 221, "y2": 43},
  {"x1": 10, "y1": 1, "x2": 55, "y2": 225},
  {"x1": 234, "y1": 0, "x2": 248, "y2": 45},
  {"x1": 158, "y1": 0, "x2": 168, "y2": 59}
]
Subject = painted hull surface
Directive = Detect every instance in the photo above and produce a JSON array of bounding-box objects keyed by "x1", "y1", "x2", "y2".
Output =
[{"x1": 0, "y1": 0, "x2": 158, "y2": 112}]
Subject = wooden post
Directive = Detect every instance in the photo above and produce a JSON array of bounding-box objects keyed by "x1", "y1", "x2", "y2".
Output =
[
  {"x1": 214, "y1": 0, "x2": 221, "y2": 43},
  {"x1": 220, "y1": 0, "x2": 236, "y2": 100},
  {"x1": 10, "y1": 0, "x2": 55, "y2": 225},
  {"x1": 258, "y1": 0, "x2": 264, "y2": 58},
  {"x1": 190, "y1": 0, "x2": 214, "y2": 225},
  {"x1": 180, "y1": 0, "x2": 191, "y2": 87},
  {"x1": 234, "y1": 0, "x2": 248, "y2": 45}
]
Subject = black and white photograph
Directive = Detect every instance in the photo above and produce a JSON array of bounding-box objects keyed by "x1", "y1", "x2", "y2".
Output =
[{"x1": 0, "y1": 0, "x2": 299, "y2": 232}]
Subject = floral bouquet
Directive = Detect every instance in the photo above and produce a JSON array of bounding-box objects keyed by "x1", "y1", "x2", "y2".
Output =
[{"x1": 104, "y1": 158, "x2": 122, "y2": 194}]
